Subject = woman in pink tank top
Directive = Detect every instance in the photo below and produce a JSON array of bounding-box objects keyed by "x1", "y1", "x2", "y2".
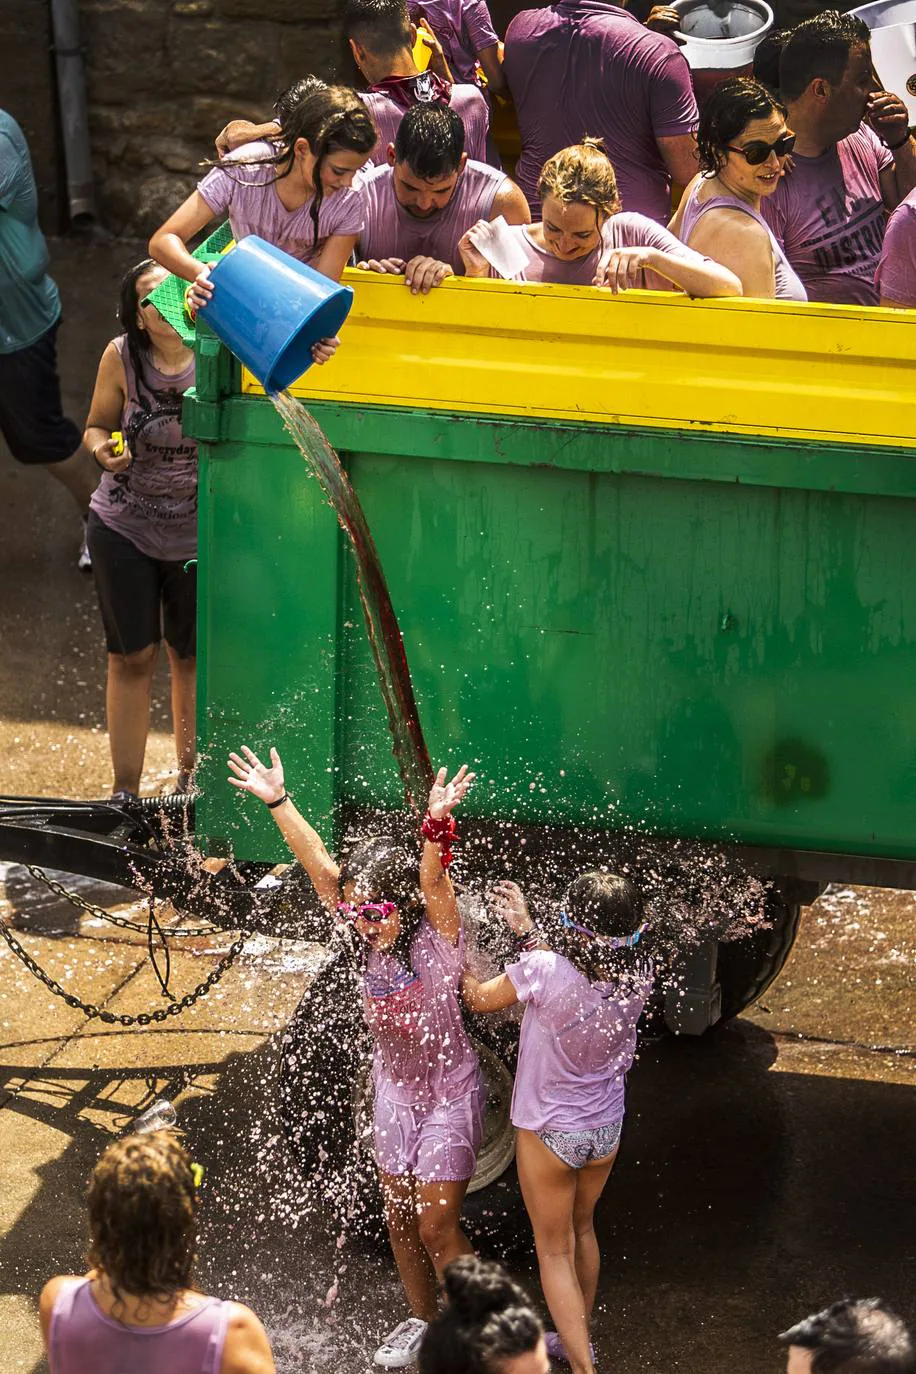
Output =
[
  {"x1": 670, "y1": 77, "x2": 807, "y2": 301},
  {"x1": 40, "y1": 1130, "x2": 275, "y2": 1374}
]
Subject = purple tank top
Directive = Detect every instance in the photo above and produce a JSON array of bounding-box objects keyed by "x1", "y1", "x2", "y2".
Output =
[
  {"x1": 358, "y1": 159, "x2": 506, "y2": 270},
  {"x1": 678, "y1": 179, "x2": 807, "y2": 302},
  {"x1": 89, "y1": 335, "x2": 198, "y2": 561},
  {"x1": 49, "y1": 1278, "x2": 229, "y2": 1374}
]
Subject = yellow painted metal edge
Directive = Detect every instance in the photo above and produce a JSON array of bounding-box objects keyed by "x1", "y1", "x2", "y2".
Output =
[{"x1": 241, "y1": 271, "x2": 916, "y2": 450}]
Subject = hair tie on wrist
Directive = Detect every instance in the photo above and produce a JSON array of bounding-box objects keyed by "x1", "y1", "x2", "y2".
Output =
[
  {"x1": 266, "y1": 792, "x2": 289, "y2": 809},
  {"x1": 421, "y1": 812, "x2": 457, "y2": 867}
]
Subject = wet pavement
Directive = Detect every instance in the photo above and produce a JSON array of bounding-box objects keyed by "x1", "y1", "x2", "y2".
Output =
[{"x1": 0, "y1": 239, "x2": 914, "y2": 1373}]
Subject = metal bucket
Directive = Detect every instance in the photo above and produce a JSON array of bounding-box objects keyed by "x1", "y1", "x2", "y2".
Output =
[
  {"x1": 672, "y1": 0, "x2": 774, "y2": 69},
  {"x1": 851, "y1": 0, "x2": 916, "y2": 123}
]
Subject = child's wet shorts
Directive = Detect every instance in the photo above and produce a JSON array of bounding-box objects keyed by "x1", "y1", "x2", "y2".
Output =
[
  {"x1": 537, "y1": 1118, "x2": 623, "y2": 1169},
  {"x1": 374, "y1": 1077, "x2": 485, "y2": 1183}
]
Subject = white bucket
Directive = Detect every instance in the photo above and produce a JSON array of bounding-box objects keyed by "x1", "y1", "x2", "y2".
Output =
[
  {"x1": 851, "y1": 0, "x2": 916, "y2": 123},
  {"x1": 672, "y1": 0, "x2": 774, "y2": 70}
]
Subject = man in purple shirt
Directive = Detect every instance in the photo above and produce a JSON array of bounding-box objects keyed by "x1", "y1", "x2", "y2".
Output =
[
  {"x1": 357, "y1": 102, "x2": 529, "y2": 292},
  {"x1": 876, "y1": 186, "x2": 916, "y2": 308},
  {"x1": 503, "y1": 0, "x2": 699, "y2": 222},
  {"x1": 761, "y1": 11, "x2": 916, "y2": 306}
]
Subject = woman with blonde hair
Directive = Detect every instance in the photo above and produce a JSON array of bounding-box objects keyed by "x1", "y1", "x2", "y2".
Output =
[
  {"x1": 459, "y1": 138, "x2": 741, "y2": 296},
  {"x1": 40, "y1": 1130, "x2": 275, "y2": 1374}
]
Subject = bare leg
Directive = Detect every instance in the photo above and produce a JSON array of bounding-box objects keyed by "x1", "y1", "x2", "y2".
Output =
[
  {"x1": 165, "y1": 646, "x2": 196, "y2": 780},
  {"x1": 416, "y1": 1176, "x2": 474, "y2": 1279},
  {"x1": 45, "y1": 444, "x2": 98, "y2": 513},
  {"x1": 572, "y1": 1147, "x2": 619, "y2": 1321},
  {"x1": 379, "y1": 1170, "x2": 438, "y2": 1322},
  {"x1": 106, "y1": 644, "x2": 158, "y2": 794}
]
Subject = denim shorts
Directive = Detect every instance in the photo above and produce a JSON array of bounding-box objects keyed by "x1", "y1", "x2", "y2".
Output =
[{"x1": 537, "y1": 1118, "x2": 623, "y2": 1169}]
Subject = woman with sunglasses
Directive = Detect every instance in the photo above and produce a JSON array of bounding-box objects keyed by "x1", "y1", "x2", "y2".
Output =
[
  {"x1": 461, "y1": 872, "x2": 652, "y2": 1374},
  {"x1": 670, "y1": 76, "x2": 807, "y2": 300},
  {"x1": 83, "y1": 260, "x2": 198, "y2": 801},
  {"x1": 227, "y1": 746, "x2": 481, "y2": 1370}
]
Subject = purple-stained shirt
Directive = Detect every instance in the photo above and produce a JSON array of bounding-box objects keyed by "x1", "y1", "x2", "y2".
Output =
[
  {"x1": 49, "y1": 1278, "x2": 229, "y2": 1374},
  {"x1": 506, "y1": 950, "x2": 651, "y2": 1132},
  {"x1": 198, "y1": 140, "x2": 364, "y2": 267},
  {"x1": 364, "y1": 918, "x2": 480, "y2": 1107},
  {"x1": 503, "y1": 1, "x2": 698, "y2": 223},
  {"x1": 760, "y1": 125, "x2": 893, "y2": 306},
  {"x1": 361, "y1": 83, "x2": 492, "y2": 166},
  {"x1": 408, "y1": 0, "x2": 499, "y2": 85},
  {"x1": 89, "y1": 336, "x2": 197, "y2": 562},
  {"x1": 358, "y1": 158, "x2": 506, "y2": 268},
  {"x1": 678, "y1": 179, "x2": 807, "y2": 301},
  {"x1": 875, "y1": 184, "x2": 916, "y2": 307},
  {"x1": 491, "y1": 212, "x2": 711, "y2": 286}
]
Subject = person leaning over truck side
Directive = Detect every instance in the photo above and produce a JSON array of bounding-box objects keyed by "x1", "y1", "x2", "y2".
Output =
[
  {"x1": 357, "y1": 101, "x2": 529, "y2": 293},
  {"x1": 458, "y1": 139, "x2": 741, "y2": 296},
  {"x1": 149, "y1": 84, "x2": 376, "y2": 319},
  {"x1": 876, "y1": 185, "x2": 916, "y2": 309},
  {"x1": 760, "y1": 11, "x2": 916, "y2": 306},
  {"x1": 670, "y1": 77, "x2": 807, "y2": 300}
]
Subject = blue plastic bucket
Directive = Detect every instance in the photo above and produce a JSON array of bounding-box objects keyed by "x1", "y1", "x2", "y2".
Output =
[{"x1": 199, "y1": 235, "x2": 353, "y2": 392}]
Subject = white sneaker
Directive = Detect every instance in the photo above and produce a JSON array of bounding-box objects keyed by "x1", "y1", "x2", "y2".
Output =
[
  {"x1": 374, "y1": 1317, "x2": 428, "y2": 1368},
  {"x1": 77, "y1": 517, "x2": 92, "y2": 572}
]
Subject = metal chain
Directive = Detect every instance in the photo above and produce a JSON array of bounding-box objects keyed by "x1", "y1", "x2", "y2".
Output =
[
  {"x1": 22, "y1": 864, "x2": 224, "y2": 938},
  {"x1": 0, "y1": 915, "x2": 252, "y2": 1025}
]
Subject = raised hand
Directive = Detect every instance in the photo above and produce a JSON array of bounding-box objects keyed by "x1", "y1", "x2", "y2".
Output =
[
  {"x1": 488, "y1": 879, "x2": 532, "y2": 934},
  {"x1": 427, "y1": 763, "x2": 476, "y2": 819},
  {"x1": 227, "y1": 745, "x2": 285, "y2": 804},
  {"x1": 457, "y1": 223, "x2": 491, "y2": 278}
]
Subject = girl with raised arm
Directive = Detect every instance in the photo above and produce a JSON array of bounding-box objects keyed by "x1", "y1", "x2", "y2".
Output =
[
  {"x1": 461, "y1": 872, "x2": 652, "y2": 1374},
  {"x1": 227, "y1": 746, "x2": 481, "y2": 1371}
]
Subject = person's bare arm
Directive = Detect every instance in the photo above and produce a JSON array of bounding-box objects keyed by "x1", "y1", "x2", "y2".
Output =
[
  {"x1": 489, "y1": 177, "x2": 531, "y2": 226},
  {"x1": 420, "y1": 765, "x2": 475, "y2": 944},
  {"x1": 460, "y1": 969, "x2": 519, "y2": 1012},
  {"x1": 311, "y1": 233, "x2": 360, "y2": 283},
  {"x1": 869, "y1": 91, "x2": 916, "y2": 205},
  {"x1": 39, "y1": 1276, "x2": 76, "y2": 1351},
  {"x1": 149, "y1": 191, "x2": 220, "y2": 309},
  {"x1": 477, "y1": 42, "x2": 507, "y2": 97},
  {"x1": 657, "y1": 132, "x2": 700, "y2": 195},
  {"x1": 220, "y1": 1302, "x2": 276, "y2": 1374},
  {"x1": 84, "y1": 341, "x2": 132, "y2": 474},
  {"x1": 683, "y1": 210, "x2": 776, "y2": 299},
  {"x1": 216, "y1": 118, "x2": 280, "y2": 158}
]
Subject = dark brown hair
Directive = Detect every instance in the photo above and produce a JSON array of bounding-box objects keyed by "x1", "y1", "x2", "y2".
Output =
[
  {"x1": 778, "y1": 10, "x2": 870, "y2": 104},
  {"x1": 538, "y1": 869, "x2": 645, "y2": 983},
  {"x1": 697, "y1": 76, "x2": 787, "y2": 175}
]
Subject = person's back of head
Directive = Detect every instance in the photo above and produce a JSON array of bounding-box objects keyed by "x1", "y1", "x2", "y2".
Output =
[
  {"x1": 345, "y1": 0, "x2": 413, "y2": 60},
  {"x1": 394, "y1": 102, "x2": 465, "y2": 179},
  {"x1": 274, "y1": 75, "x2": 328, "y2": 125},
  {"x1": 536, "y1": 868, "x2": 646, "y2": 984},
  {"x1": 418, "y1": 1256, "x2": 544, "y2": 1374},
  {"x1": 752, "y1": 30, "x2": 788, "y2": 97},
  {"x1": 780, "y1": 1299, "x2": 916, "y2": 1374},
  {"x1": 778, "y1": 10, "x2": 870, "y2": 104},
  {"x1": 537, "y1": 138, "x2": 621, "y2": 220}
]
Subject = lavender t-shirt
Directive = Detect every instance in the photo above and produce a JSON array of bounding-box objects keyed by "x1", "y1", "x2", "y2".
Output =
[
  {"x1": 760, "y1": 126, "x2": 893, "y2": 306},
  {"x1": 407, "y1": 0, "x2": 499, "y2": 85},
  {"x1": 364, "y1": 919, "x2": 480, "y2": 1107},
  {"x1": 493, "y1": 212, "x2": 710, "y2": 286},
  {"x1": 358, "y1": 158, "x2": 506, "y2": 268},
  {"x1": 875, "y1": 185, "x2": 916, "y2": 307},
  {"x1": 506, "y1": 950, "x2": 651, "y2": 1132},
  {"x1": 361, "y1": 83, "x2": 491, "y2": 166},
  {"x1": 504, "y1": 1, "x2": 698, "y2": 223},
  {"x1": 198, "y1": 141, "x2": 364, "y2": 267}
]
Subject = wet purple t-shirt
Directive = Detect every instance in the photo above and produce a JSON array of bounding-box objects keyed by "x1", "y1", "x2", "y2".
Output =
[
  {"x1": 198, "y1": 141, "x2": 364, "y2": 267},
  {"x1": 875, "y1": 184, "x2": 916, "y2": 307},
  {"x1": 358, "y1": 158, "x2": 506, "y2": 267},
  {"x1": 506, "y1": 950, "x2": 651, "y2": 1132},
  {"x1": 491, "y1": 212, "x2": 710, "y2": 286},
  {"x1": 407, "y1": 0, "x2": 499, "y2": 85},
  {"x1": 760, "y1": 126, "x2": 893, "y2": 306},
  {"x1": 504, "y1": 1, "x2": 698, "y2": 222},
  {"x1": 364, "y1": 919, "x2": 480, "y2": 1107},
  {"x1": 361, "y1": 82, "x2": 491, "y2": 166}
]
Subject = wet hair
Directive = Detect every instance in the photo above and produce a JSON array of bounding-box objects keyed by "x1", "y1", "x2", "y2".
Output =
[
  {"x1": 778, "y1": 11, "x2": 870, "y2": 104},
  {"x1": 537, "y1": 869, "x2": 646, "y2": 983},
  {"x1": 696, "y1": 77, "x2": 787, "y2": 175},
  {"x1": 222, "y1": 84, "x2": 377, "y2": 246},
  {"x1": 419, "y1": 1257, "x2": 543, "y2": 1374},
  {"x1": 87, "y1": 1130, "x2": 197, "y2": 1304},
  {"x1": 394, "y1": 102, "x2": 465, "y2": 179},
  {"x1": 273, "y1": 75, "x2": 328, "y2": 124},
  {"x1": 339, "y1": 834, "x2": 425, "y2": 969},
  {"x1": 537, "y1": 138, "x2": 621, "y2": 220},
  {"x1": 118, "y1": 258, "x2": 164, "y2": 403},
  {"x1": 345, "y1": 0, "x2": 412, "y2": 59},
  {"x1": 779, "y1": 1299, "x2": 915, "y2": 1374},
  {"x1": 752, "y1": 29, "x2": 788, "y2": 97}
]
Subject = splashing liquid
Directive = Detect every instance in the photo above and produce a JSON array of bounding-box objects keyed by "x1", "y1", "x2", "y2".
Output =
[{"x1": 272, "y1": 391, "x2": 433, "y2": 814}]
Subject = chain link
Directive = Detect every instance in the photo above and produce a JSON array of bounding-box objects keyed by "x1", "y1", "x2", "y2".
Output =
[{"x1": 22, "y1": 864, "x2": 223, "y2": 938}]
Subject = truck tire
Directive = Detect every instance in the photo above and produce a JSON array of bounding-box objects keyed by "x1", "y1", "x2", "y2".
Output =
[{"x1": 715, "y1": 895, "x2": 801, "y2": 1021}]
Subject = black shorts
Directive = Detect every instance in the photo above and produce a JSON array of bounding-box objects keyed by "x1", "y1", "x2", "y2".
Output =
[
  {"x1": 0, "y1": 321, "x2": 82, "y2": 465},
  {"x1": 87, "y1": 511, "x2": 197, "y2": 658}
]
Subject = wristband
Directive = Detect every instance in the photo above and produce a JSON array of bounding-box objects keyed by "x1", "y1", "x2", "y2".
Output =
[
  {"x1": 516, "y1": 928, "x2": 542, "y2": 953},
  {"x1": 421, "y1": 811, "x2": 457, "y2": 867},
  {"x1": 885, "y1": 133, "x2": 911, "y2": 151},
  {"x1": 266, "y1": 792, "x2": 289, "y2": 809}
]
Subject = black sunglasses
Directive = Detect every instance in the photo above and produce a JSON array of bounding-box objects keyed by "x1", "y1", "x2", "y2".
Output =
[{"x1": 726, "y1": 132, "x2": 796, "y2": 165}]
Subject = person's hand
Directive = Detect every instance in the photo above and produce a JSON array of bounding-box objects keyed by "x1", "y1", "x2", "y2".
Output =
[
  {"x1": 457, "y1": 222, "x2": 491, "y2": 277},
  {"x1": 488, "y1": 880, "x2": 532, "y2": 935},
  {"x1": 311, "y1": 335, "x2": 340, "y2": 365},
  {"x1": 187, "y1": 265, "x2": 214, "y2": 315},
  {"x1": 404, "y1": 255, "x2": 453, "y2": 294},
  {"x1": 356, "y1": 257, "x2": 407, "y2": 275},
  {"x1": 867, "y1": 90, "x2": 911, "y2": 147},
  {"x1": 415, "y1": 17, "x2": 451, "y2": 79},
  {"x1": 593, "y1": 246, "x2": 654, "y2": 292},
  {"x1": 215, "y1": 121, "x2": 235, "y2": 158},
  {"x1": 92, "y1": 436, "x2": 132, "y2": 474},
  {"x1": 645, "y1": 5, "x2": 682, "y2": 36},
  {"x1": 427, "y1": 763, "x2": 475, "y2": 819},
  {"x1": 227, "y1": 745, "x2": 285, "y2": 804}
]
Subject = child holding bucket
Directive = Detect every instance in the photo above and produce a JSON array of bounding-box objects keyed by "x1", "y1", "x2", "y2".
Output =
[
  {"x1": 461, "y1": 873, "x2": 652, "y2": 1374},
  {"x1": 149, "y1": 84, "x2": 377, "y2": 317},
  {"x1": 227, "y1": 745, "x2": 484, "y2": 1370}
]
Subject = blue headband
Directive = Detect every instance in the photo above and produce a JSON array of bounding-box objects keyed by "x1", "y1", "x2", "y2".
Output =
[{"x1": 559, "y1": 911, "x2": 646, "y2": 948}]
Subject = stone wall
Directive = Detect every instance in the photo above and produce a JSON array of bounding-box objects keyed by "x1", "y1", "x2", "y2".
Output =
[{"x1": 81, "y1": 0, "x2": 347, "y2": 237}]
